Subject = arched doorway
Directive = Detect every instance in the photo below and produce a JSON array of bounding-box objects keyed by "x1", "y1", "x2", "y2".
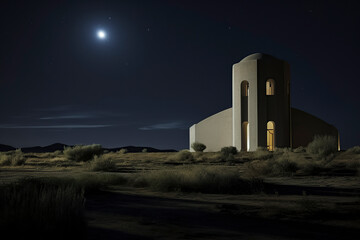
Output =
[{"x1": 267, "y1": 121, "x2": 275, "y2": 151}]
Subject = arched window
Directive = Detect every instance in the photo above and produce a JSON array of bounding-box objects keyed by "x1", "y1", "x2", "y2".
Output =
[
  {"x1": 267, "y1": 121, "x2": 275, "y2": 151},
  {"x1": 266, "y1": 79, "x2": 275, "y2": 95},
  {"x1": 241, "y1": 81, "x2": 249, "y2": 96}
]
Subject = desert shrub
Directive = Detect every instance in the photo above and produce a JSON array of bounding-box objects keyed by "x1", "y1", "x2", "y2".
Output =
[
  {"x1": 306, "y1": 135, "x2": 338, "y2": 158},
  {"x1": 87, "y1": 155, "x2": 117, "y2": 171},
  {"x1": 132, "y1": 166, "x2": 263, "y2": 194},
  {"x1": 142, "y1": 148, "x2": 148, "y2": 153},
  {"x1": 220, "y1": 146, "x2": 238, "y2": 155},
  {"x1": 168, "y1": 150, "x2": 194, "y2": 162},
  {"x1": 0, "y1": 177, "x2": 86, "y2": 238},
  {"x1": 345, "y1": 146, "x2": 360, "y2": 154},
  {"x1": 293, "y1": 146, "x2": 306, "y2": 153},
  {"x1": 118, "y1": 148, "x2": 128, "y2": 154},
  {"x1": 252, "y1": 147, "x2": 273, "y2": 160},
  {"x1": 191, "y1": 142, "x2": 207, "y2": 152},
  {"x1": 64, "y1": 144, "x2": 103, "y2": 162},
  {"x1": 246, "y1": 154, "x2": 298, "y2": 177},
  {"x1": 0, "y1": 149, "x2": 26, "y2": 166},
  {"x1": 300, "y1": 161, "x2": 328, "y2": 175}
]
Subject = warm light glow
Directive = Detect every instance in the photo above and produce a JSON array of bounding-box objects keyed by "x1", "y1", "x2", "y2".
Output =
[
  {"x1": 266, "y1": 79, "x2": 275, "y2": 95},
  {"x1": 242, "y1": 121, "x2": 250, "y2": 151},
  {"x1": 267, "y1": 121, "x2": 275, "y2": 151},
  {"x1": 241, "y1": 81, "x2": 249, "y2": 96},
  {"x1": 97, "y1": 30, "x2": 106, "y2": 39}
]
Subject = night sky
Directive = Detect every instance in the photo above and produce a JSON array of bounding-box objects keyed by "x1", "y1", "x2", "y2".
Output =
[{"x1": 1, "y1": 0, "x2": 359, "y2": 150}]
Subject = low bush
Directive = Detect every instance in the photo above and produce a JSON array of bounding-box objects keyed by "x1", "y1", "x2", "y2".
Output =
[
  {"x1": 246, "y1": 153, "x2": 298, "y2": 177},
  {"x1": 191, "y1": 142, "x2": 206, "y2": 152},
  {"x1": 220, "y1": 146, "x2": 238, "y2": 155},
  {"x1": 345, "y1": 146, "x2": 360, "y2": 154},
  {"x1": 64, "y1": 144, "x2": 103, "y2": 162},
  {"x1": 168, "y1": 150, "x2": 194, "y2": 162},
  {"x1": 87, "y1": 154, "x2": 117, "y2": 172},
  {"x1": 0, "y1": 149, "x2": 26, "y2": 166},
  {"x1": 117, "y1": 148, "x2": 128, "y2": 154},
  {"x1": 255, "y1": 147, "x2": 274, "y2": 159},
  {"x1": 131, "y1": 166, "x2": 263, "y2": 194},
  {"x1": 306, "y1": 135, "x2": 338, "y2": 158}
]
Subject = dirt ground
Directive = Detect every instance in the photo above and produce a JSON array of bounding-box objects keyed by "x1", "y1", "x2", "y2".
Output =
[{"x1": 1, "y1": 151, "x2": 360, "y2": 239}]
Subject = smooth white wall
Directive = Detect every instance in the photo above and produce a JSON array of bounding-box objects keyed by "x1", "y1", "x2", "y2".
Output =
[
  {"x1": 189, "y1": 108, "x2": 233, "y2": 152},
  {"x1": 233, "y1": 60, "x2": 258, "y2": 151}
]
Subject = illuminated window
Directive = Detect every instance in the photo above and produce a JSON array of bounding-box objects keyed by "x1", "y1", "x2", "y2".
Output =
[
  {"x1": 267, "y1": 121, "x2": 275, "y2": 151},
  {"x1": 266, "y1": 79, "x2": 275, "y2": 95},
  {"x1": 241, "y1": 81, "x2": 249, "y2": 96}
]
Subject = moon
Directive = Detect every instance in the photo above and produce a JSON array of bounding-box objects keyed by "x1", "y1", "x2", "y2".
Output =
[{"x1": 97, "y1": 30, "x2": 106, "y2": 39}]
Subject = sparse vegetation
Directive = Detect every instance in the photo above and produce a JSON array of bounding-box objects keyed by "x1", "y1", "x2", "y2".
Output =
[
  {"x1": 132, "y1": 166, "x2": 263, "y2": 194},
  {"x1": 345, "y1": 145, "x2": 360, "y2": 154},
  {"x1": 219, "y1": 146, "x2": 238, "y2": 161},
  {"x1": 87, "y1": 154, "x2": 117, "y2": 171},
  {"x1": 0, "y1": 149, "x2": 26, "y2": 166},
  {"x1": 118, "y1": 148, "x2": 128, "y2": 154},
  {"x1": 0, "y1": 177, "x2": 86, "y2": 238},
  {"x1": 306, "y1": 135, "x2": 338, "y2": 158},
  {"x1": 64, "y1": 144, "x2": 103, "y2": 162},
  {"x1": 245, "y1": 154, "x2": 298, "y2": 177},
  {"x1": 191, "y1": 142, "x2": 207, "y2": 152},
  {"x1": 167, "y1": 149, "x2": 194, "y2": 162}
]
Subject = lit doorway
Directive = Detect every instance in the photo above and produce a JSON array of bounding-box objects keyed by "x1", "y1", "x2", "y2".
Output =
[
  {"x1": 242, "y1": 121, "x2": 249, "y2": 151},
  {"x1": 267, "y1": 121, "x2": 275, "y2": 151}
]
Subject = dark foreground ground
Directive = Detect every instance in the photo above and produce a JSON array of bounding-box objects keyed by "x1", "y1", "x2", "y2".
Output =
[{"x1": 85, "y1": 185, "x2": 360, "y2": 240}]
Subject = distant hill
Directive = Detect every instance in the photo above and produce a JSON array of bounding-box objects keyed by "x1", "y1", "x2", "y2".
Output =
[
  {"x1": 20, "y1": 143, "x2": 69, "y2": 153},
  {"x1": 0, "y1": 144, "x2": 16, "y2": 152},
  {"x1": 106, "y1": 146, "x2": 177, "y2": 153},
  {"x1": 0, "y1": 143, "x2": 177, "y2": 153}
]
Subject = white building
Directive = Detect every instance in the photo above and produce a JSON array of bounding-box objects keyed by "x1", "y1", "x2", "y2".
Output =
[{"x1": 189, "y1": 53, "x2": 339, "y2": 152}]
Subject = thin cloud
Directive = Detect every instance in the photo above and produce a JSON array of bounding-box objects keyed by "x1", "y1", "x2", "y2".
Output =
[
  {"x1": 0, "y1": 124, "x2": 113, "y2": 129},
  {"x1": 40, "y1": 115, "x2": 92, "y2": 120},
  {"x1": 139, "y1": 121, "x2": 187, "y2": 130}
]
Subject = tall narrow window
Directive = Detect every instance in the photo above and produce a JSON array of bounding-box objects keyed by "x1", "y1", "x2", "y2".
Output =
[
  {"x1": 266, "y1": 79, "x2": 275, "y2": 95},
  {"x1": 241, "y1": 81, "x2": 249, "y2": 96},
  {"x1": 267, "y1": 121, "x2": 275, "y2": 151}
]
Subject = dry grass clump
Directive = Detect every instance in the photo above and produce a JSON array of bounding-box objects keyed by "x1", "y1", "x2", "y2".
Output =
[
  {"x1": 64, "y1": 144, "x2": 103, "y2": 162},
  {"x1": 345, "y1": 146, "x2": 360, "y2": 154},
  {"x1": 117, "y1": 148, "x2": 128, "y2": 154},
  {"x1": 167, "y1": 150, "x2": 194, "y2": 162},
  {"x1": 245, "y1": 152, "x2": 299, "y2": 177},
  {"x1": 0, "y1": 177, "x2": 86, "y2": 238},
  {"x1": 306, "y1": 135, "x2": 338, "y2": 158},
  {"x1": 87, "y1": 154, "x2": 117, "y2": 172},
  {"x1": 251, "y1": 147, "x2": 274, "y2": 160},
  {"x1": 0, "y1": 149, "x2": 26, "y2": 166},
  {"x1": 131, "y1": 166, "x2": 263, "y2": 194}
]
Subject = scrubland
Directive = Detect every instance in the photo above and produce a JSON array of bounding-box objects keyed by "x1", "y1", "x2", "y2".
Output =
[{"x1": 0, "y1": 137, "x2": 359, "y2": 239}]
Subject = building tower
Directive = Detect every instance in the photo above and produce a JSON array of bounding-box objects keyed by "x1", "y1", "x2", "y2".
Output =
[{"x1": 232, "y1": 53, "x2": 291, "y2": 151}]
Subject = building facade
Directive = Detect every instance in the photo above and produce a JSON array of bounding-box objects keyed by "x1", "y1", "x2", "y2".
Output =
[{"x1": 189, "y1": 53, "x2": 339, "y2": 152}]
